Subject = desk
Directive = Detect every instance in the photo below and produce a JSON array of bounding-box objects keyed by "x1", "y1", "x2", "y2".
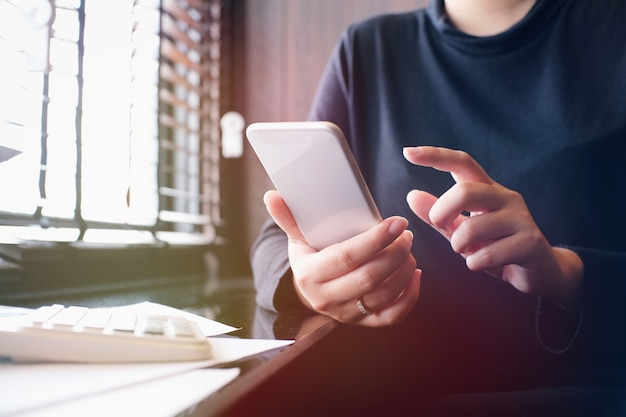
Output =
[
  {"x1": 10, "y1": 276, "x2": 369, "y2": 416},
  {"x1": 192, "y1": 278, "x2": 342, "y2": 417},
  {"x1": 179, "y1": 278, "x2": 626, "y2": 417},
  {"x1": 5, "y1": 276, "x2": 622, "y2": 417},
  {"x1": 103, "y1": 277, "x2": 424, "y2": 417},
  {"x1": 190, "y1": 279, "x2": 438, "y2": 417}
]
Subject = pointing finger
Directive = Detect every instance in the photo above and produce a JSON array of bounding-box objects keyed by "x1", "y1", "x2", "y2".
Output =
[{"x1": 403, "y1": 146, "x2": 493, "y2": 184}]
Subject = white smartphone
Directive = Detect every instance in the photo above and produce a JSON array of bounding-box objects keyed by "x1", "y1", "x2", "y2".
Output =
[{"x1": 246, "y1": 121, "x2": 382, "y2": 250}]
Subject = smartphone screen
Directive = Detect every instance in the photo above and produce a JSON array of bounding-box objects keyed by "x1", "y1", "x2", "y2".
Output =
[{"x1": 246, "y1": 121, "x2": 381, "y2": 250}]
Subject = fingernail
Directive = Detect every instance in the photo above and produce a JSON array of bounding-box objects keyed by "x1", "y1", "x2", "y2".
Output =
[
  {"x1": 388, "y1": 217, "x2": 408, "y2": 237},
  {"x1": 262, "y1": 190, "x2": 274, "y2": 206},
  {"x1": 403, "y1": 147, "x2": 419, "y2": 157},
  {"x1": 403, "y1": 230, "x2": 414, "y2": 242}
]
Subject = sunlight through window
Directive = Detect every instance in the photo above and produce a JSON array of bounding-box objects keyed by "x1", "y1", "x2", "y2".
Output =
[{"x1": 0, "y1": 0, "x2": 221, "y2": 245}]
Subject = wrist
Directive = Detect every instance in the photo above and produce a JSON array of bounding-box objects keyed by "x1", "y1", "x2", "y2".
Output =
[
  {"x1": 274, "y1": 269, "x2": 311, "y2": 311},
  {"x1": 288, "y1": 271, "x2": 316, "y2": 311},
  {"x1": 546, "y1": 247, "x2": 584, "y2": 311}
]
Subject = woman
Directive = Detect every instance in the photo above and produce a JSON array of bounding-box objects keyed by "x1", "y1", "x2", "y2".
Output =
[{"x1": 251, "y1": 0, "x2": 626, "y2": 413}]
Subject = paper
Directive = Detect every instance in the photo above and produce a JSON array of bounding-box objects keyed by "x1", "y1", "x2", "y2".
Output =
[
  {"x1": 0, "y1": 361, "x2": 216, "y2": 416},
  {"x1": 98, "y1": 301, "x2": 240, "y2": 337},
  {"x1": 0, "y1": 302, "x2": 239, "y2": 337},
  {"x1": 0, "y1": 302, "x2": 294, "y2": 416},
  {"x1": 14, "y1": 368, "x2": 241, "y2": 417},
  {"x1": 0, "y1": 338, "x2": 293, "y2": 416}
]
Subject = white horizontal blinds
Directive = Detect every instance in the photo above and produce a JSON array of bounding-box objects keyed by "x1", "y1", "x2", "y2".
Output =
[
  {"x1": 128, "y1": 0, "x2": 161, "y2": 229},
  {"x1": 157, "y1": 0, "x2": 221, "y2": 244},
  {"x1": 0, "y1": 0, "x2": 221, "y2": 245},
  {"x1": 45, "y1": 0, "x2": 81, "y2": 229},
  {"x1": 0, "y1": 0, "x2": 50, "y2": 218},
  {"x1": 80, "y1": 1, "x2": 136, "y2": 228}
]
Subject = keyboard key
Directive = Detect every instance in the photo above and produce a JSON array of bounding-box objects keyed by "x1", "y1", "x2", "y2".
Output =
[
  {"x1": 28, "y1": 304, "x2": 65, "y2": 327},
  {"x1": 170, "y1": 317, "x2": 196, "y2": 338},
  {"x1": 49, "y1": 306, "x2": 88, "y2": 329},
  {"x1": 78, "y1": 309, "x2": 112, "y2": 331},
  {"x1": 0, "y1": 305, "x2": 213, "y2": 362},
  {"x1": 143, "y1": 315, "x2": 166, "y2": 335},
  {"x1": 108, "y1": 313, "x2": 137, "y2": 333}
]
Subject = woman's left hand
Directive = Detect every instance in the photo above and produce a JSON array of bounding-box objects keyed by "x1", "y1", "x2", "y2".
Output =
[{"x1": 403, "y1": 146, "x2": 583, "y2": 310}]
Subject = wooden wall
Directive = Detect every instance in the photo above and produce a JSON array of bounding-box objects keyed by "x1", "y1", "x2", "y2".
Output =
[{"x1": 232, "y1": 0, "x2": 429, "y2": 269}]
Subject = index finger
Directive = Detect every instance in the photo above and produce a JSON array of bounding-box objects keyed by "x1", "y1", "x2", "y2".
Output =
[
  {"x1": 403, "y1": 146, "x2": 493, "y2": 184},
  {"x1": 313, "y1": 216, "x2": 410, "y2": 281}
]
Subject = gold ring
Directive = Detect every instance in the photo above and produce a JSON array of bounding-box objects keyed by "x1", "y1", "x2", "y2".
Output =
[{"x1": 356, "y1": 297, "x2": 372, "y2": 315}]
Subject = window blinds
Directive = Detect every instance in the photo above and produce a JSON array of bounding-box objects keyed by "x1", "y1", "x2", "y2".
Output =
[{"x1": 0, "y1": 0, "x2": 222, "y2": 246}]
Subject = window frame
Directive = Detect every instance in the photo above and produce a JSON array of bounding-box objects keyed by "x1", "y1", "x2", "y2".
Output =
[{"x1": 0, "y1": 0, "x2": 235, "y2": 303}]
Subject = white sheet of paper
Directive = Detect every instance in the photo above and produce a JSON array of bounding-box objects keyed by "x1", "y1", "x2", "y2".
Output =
[
  {"x1": 15, "y1": 368, "x2": 241, "y2": 417},
  {"x1": 94, "y1": 301, "x2": 240, "y2": 336},
  {"x1": 0, "y1": 302, "x2": 239, "y2": 337},
  {"x1": 0, "y1": 302, "x2": 294, "y2": 416},
  {"x1": 0, "y1": 338, "x2": 293, "y2": 416}
]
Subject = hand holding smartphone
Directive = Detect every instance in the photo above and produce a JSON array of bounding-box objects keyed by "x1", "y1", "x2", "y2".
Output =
[{"x1": 246, "y1": 121, "x2": 382, "y2": 250}]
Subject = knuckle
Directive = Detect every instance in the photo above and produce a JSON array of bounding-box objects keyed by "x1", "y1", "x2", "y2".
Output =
[
  {"x1": 309, "y1": 298, "x2": 331, "y2": 314},
  {"x1": 455, "y1": 181, "x2": 475, "y2": 200},
  {"x1": 294, "y1": 271, "x2": 311, "y2": 287},
  {"x1": 454, "y1": 149, "x2": 473, "y2": 163},
  {"x1": 373, "y1": 261, "x2": 416, "y2": 311},
  {"x1": 527, "y1": 229, "x2": 545, "y2": 246},
  {"x1": 451, "y1": 220, "x2": 477, "y2": 253},
  {"x1": 342, "y1": 309, "x2": 367, "y2": 324},
  {"x1": 356, "y1": 269, "x2": 378, "y2": 292},
  {"x1": 468, "y1": 247, "x2": 495, "y2": 271},
  {"x1": 429, "y1": 212, "x2": 446, "y2": 230},
  {"x1": 506, "y1": 189, "x2": 525, "y2": 206},
  {"x1": 508, "y1": 189, "x2": 524, "y2": 201},
  {"x1": 294, "y1": 271, "x2": 316, "y2": 293},
  {"x1": 335, "y1": 245, "x2": 358, "y2": 270},
  {"x1": 376, "y1": 289, "x2": 397, "y2": 307}
]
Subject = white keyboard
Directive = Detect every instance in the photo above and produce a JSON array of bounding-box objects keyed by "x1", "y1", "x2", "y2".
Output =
[{"x1": 0, "y1": 304, "x2": 212, "y2": 363}]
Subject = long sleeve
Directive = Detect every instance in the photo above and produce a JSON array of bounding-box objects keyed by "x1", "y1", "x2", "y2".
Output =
[
  {"x1": 249, "y1": 1, "x2": 626, "y2": 382},
  {"x1": 249, "y1": 218, "x2": 289, "y2": 312},
  {"x1": 572, "y1": 247, "x2": 626, "y2": 373},
  {"x1": 250, "y1": 218, "x2": 307, "y2": 312}
]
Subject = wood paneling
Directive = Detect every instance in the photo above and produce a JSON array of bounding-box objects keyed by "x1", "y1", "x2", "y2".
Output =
[{"x1": 240, "y1": 0, "x2": 430, "y2": 254}]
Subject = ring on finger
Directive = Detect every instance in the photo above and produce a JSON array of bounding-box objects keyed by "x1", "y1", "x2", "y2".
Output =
[{"x1": 356, "y1": 297, "x2": 373, "y2": 315}]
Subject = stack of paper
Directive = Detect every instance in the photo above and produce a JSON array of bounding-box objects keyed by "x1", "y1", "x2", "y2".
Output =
[{"x1": 0, "y1": 302, "x2": 293, "y2": 416}]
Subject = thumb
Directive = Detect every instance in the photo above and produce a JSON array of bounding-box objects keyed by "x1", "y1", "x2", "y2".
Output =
[
  {"x1": 407, "y1": 189, "x2": 453, "y2": 240},
  {"x1": 263, "y1": 190, "x2": 307, "y2": 242},
  {"x1": 406, "y1": 189, "x2": 437, "y2": 227}
]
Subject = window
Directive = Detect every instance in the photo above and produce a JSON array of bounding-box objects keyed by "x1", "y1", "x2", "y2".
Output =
[{"x1": 0, "y1": 0, "x2": 223, "y2": 248}]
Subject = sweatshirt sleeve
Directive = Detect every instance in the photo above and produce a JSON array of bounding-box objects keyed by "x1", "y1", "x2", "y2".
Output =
[
  {"x1": 573, "y1": 247, "x2": 626, "y2": 367},
  {"x1": 249, "y1": 218, "x2": 290, "y2": 312},
  {"x1": 249, "y1": 218, "x2": 307, "y2": 312},
  {"x1": 535, "y1": 245, "x2": 626, "y2": 376},
  {"x1": 250, "y1": 35, "x2": 353, "y2": 313}
]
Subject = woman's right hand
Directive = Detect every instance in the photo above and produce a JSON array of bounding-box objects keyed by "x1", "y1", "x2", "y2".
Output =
[{"x1": 263, "y1": 190, "x2": 421, "y2": 327}]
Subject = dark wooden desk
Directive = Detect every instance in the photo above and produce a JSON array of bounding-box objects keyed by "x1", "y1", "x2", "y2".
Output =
[
  {"x1": 5, "y1": 275, "x2": 620, "y2": 417},
  {"x1": 63, "y1": 276, "x2": 372, "y2": 416},
  {"x1": 189, "y1": 278, "x2": 430, "y2": 417},
  {"x1": 185, "y1": 278, "x2": 625, "y2": 417},
  {"x1": 175, "y1": 277, "x2": 418, "y2": 417},
  {"x1": 189, "y1": 278, "x2": 348, "y2": 417}
]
